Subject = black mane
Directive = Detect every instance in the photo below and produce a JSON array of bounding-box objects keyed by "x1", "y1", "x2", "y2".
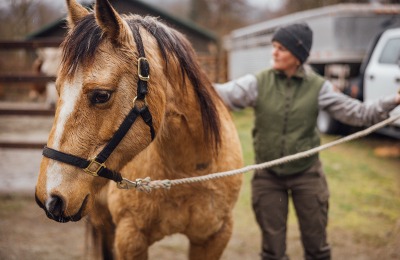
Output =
[{"x1": 61, "y1": 14, "x2": 221, "y2": 148}]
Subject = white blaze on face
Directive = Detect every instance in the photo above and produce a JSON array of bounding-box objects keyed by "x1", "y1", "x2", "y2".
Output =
[{"x1": 46, "y1": 75, "x2": 83, "y2": 195}]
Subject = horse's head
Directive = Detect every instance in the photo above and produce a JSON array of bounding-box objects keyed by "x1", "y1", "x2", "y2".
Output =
[{"x1": 35, "y1": 0, "x2": 166, "y2": 222}]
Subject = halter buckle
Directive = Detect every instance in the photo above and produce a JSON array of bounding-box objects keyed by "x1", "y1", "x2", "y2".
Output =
[
  {"x1": 84, "y1": 159, "x2": 106, "y2": 177},
  {"x1": 137, "y1": 57, "x2": 150, "y2": 81}
]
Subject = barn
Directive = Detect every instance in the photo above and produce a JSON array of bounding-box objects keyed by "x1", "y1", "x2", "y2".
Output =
[{"x1": 27, "y1": 0, "x2": 222, "y2": 81}]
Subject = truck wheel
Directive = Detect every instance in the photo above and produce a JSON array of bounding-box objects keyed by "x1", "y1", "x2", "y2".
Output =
[{"x1": 317, "y1": 110, "x2": 340, "y2": 134}]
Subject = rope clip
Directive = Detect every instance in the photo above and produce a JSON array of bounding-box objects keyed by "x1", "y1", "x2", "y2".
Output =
[{"x1": 117, "y1": 177, "x2": 152, "y2": 193}]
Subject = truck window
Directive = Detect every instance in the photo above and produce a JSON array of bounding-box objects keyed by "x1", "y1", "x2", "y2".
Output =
[{"x1": 378, "y1": 38, "x2": 400, "y2": 65}]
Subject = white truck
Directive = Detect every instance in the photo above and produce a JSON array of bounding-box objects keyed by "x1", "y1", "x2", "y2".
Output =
[
  {"x1": 223, "y1": 4, "x2": 400, "y2": 137},
  {"x1": 318, "y1": 26, "x2": 400, "y2": 137},
  {"x1": 361, "y1": 27, "x2": 400, "y2": 137}
]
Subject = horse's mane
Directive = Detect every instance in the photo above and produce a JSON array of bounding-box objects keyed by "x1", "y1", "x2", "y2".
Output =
[{"x1": 61, "y1": 14, "x2": 221, "y2": 149}]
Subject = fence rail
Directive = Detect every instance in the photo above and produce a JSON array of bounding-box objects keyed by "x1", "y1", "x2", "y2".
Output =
[
  {"x1": 0, "y1": 142, "x2": 46, "y2": 149},
  {"x1": 0, "y1": 38, "x2": 61, "y2": 49},
  {"x1": 0, "y1": 108, "x2": 55, "y2": 116},
  {"x1": 0, "y1": 73, "x2": 56, "y2": 83}
]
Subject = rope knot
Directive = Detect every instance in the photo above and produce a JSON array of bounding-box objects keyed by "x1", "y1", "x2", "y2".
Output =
[
  {"x1": 135, "y1": 177, "x2": 152, "y2": 193},
  {"x1": 117, "y1": 177, "x2": 171, "y2": 192}
]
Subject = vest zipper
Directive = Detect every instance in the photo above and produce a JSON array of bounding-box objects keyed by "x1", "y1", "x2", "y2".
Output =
[{"x1": 281, "y1": 78, "x2": 294, "y2": 159}]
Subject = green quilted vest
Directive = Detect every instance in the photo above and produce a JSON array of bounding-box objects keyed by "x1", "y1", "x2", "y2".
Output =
[{"x1": 254, "y1": 67, "x2": 325, "y2": 175}]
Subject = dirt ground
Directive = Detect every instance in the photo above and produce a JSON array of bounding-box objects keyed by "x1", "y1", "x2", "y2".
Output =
[
  {"x1": 1, "y1": 191, "x2": 400, "y2": 260},
  {"x1": 1, "y1": 115, "x2": 400, "y2": 259}
]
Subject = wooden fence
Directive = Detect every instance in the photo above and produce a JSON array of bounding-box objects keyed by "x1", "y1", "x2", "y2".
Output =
[{"x1": 0, "y1": 39, "x2": 61, "y2": 148}]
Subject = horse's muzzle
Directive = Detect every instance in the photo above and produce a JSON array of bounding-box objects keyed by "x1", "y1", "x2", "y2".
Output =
[{"x1": 35, "y1": 193, "x2": 89, "y2": 223}]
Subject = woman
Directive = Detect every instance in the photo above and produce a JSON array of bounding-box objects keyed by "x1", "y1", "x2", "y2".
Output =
[{"x1": 214, "y1": 23, "x2": 400, "y2": 260}]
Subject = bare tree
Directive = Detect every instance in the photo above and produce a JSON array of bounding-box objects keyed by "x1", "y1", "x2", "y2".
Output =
[
  {"x1": 0, "y1": 0, "x2": 62, "y2": 40},
  {"x1": 189, "y1": 0, "x2": 253, "y2": 36}
]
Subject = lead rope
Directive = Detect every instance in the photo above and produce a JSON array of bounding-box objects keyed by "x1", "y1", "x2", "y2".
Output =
[{"x1": 118, "y1": 114, "x2": 400, "y2": 192}]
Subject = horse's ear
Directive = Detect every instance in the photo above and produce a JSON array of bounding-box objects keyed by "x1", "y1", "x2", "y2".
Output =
[
  {"x1": 65, "y1": 0, "x2": 89, "y2": 29},
  {"x1": 95, "y1": 0, "x2": 132, "y2": 45}
]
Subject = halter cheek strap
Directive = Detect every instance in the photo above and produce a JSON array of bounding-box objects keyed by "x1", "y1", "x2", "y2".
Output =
[{"x1": 42, "y1": 24, "x2": 155, "y2": 184}]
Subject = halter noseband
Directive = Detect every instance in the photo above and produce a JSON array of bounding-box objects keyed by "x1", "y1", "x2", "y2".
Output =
[{"x1": 42, "y1": 25, "x2": 155, "y2": 186}]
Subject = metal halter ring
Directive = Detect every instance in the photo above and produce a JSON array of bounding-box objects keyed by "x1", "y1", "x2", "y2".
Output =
[{"x1": 132, "y1": 96, "x2": 148, "y2": 108}]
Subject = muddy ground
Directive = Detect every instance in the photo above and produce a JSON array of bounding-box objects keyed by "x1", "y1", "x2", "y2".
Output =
[
  {"x1": 1, "y1": 192, "x2": 399, "y2": 260},
  {"x1": 0, "y1": 115, "x2": 400, "y2": 259},
  {"x1": 1, "y1": 188, "x2": 400, "y2": 260}
]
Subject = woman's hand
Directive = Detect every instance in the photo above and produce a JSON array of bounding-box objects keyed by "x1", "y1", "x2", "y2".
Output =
[{"x1": 396, "y1": 92, "x2": 400, "y2": 105}]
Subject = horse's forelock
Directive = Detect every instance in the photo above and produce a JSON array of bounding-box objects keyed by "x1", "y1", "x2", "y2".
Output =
[{"x1": 61, "y1": 14, "x2": 103, "y2": 77}]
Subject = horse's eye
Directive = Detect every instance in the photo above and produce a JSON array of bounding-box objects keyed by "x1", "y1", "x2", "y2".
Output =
[{"x1": 89, "y1": 90, "x2": 112, "y2": 104}]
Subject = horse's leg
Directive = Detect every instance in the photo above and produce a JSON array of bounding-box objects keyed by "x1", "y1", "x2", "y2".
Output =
[
  {"x1": 86, "y1": 218, "x2": 115, "y2": 260},
  {"x1": 114, "y1": 218, "x2": 149, "y2": 260},
  {"x1": 188, "y1": 216, "x2": 233, "y2": 260},
  {"x1": 87, "y1": 193, "x2": 115, "y2": 260}
]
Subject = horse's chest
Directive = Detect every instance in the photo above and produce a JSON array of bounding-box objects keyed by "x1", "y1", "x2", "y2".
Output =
[{"x1": 150, "y1": 195, "x2": 223, "y2": 237}]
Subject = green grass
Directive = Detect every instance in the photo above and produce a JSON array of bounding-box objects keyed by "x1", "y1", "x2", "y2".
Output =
[
  {"x1": 230, "y1": 108, "x2": 400, "y2": 247},
  {"x1": 322, "y1": 135, "x2": 400, "y2": 245}
]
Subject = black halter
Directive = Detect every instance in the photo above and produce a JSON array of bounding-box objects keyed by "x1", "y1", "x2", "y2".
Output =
[{"x1": 42, "y1": 25, "x2": 155, "y2": 184}]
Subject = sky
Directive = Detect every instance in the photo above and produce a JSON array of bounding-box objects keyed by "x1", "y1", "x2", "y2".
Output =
[{"x1": 247, "y1": 0, "x2": 285, "y2": 11}]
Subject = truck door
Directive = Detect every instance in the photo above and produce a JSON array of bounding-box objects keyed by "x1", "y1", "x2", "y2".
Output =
[{"x1": 364, "y1": 28, "x2": 400, "y2": 127}]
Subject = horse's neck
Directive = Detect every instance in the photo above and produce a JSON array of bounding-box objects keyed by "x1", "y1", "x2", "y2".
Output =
[
  {"x1": 126, "y1": 90, "x2": 239, "y2": 182},
  {"x1": 162, "y1": 104, "x2": 208, "y2": 161},
  {"x1": 151, "y1": 82, "x2": 216, "y2": 177}
]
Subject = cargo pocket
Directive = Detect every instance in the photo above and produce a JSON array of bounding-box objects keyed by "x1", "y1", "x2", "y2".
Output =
[{"x1": 318, "y1": 192, "x2": 329, "y2": 217}]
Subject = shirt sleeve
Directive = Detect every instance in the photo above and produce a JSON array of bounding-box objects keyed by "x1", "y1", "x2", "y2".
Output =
[
  {"x1": 318, "y1": 81, "x2": 398, "y2": 126},
  {"x1": 213, "y1": 74, "x2": 258, "y2": 110}
]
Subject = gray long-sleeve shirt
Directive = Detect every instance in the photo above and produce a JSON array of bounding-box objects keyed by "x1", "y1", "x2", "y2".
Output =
[{"x1": 214, "y1": 73, "x2": 399, "y2": 127}]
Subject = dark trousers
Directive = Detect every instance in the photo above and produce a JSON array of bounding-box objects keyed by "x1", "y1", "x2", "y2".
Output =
[{"x1": 251, "y1": 160, "x2": 331, "y2": 260}]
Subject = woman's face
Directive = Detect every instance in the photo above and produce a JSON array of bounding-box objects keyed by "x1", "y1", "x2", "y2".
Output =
[{"x1": 272, "y1": 41, "x2": 300, "y2": 76}]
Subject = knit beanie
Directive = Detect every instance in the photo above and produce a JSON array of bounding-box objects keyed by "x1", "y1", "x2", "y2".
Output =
[{"x1": 271, "y1": 23, "x2": 313, "y2": 64}]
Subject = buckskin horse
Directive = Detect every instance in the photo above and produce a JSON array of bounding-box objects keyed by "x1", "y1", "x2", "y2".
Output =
[{"x1": 34, "y1": 0, "x2": 243, "y2": 259}]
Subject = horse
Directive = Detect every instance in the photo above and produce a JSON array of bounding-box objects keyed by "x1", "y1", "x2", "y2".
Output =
[
  {"x1": 36, "y1": 48, "x2": 60, "y2": 107},
  {"x1": 29, "y1": 48, "x2": 60, "y2": 107},
  {"x1": 30, "y1": 47, "x2": 61, "y2": 107},
  {"x1": 34, "y1": 0, "x2": 243, "y2": 259}
]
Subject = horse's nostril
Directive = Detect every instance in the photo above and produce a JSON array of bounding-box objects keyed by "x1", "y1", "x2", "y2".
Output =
[{"x1": 46, "y1": 195, "x2": 65, "y2": 217}]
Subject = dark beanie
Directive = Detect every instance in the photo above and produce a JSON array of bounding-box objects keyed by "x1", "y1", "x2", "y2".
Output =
[{"x1": 271, "y1": 23, "x2": 313, "y2": 64}]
